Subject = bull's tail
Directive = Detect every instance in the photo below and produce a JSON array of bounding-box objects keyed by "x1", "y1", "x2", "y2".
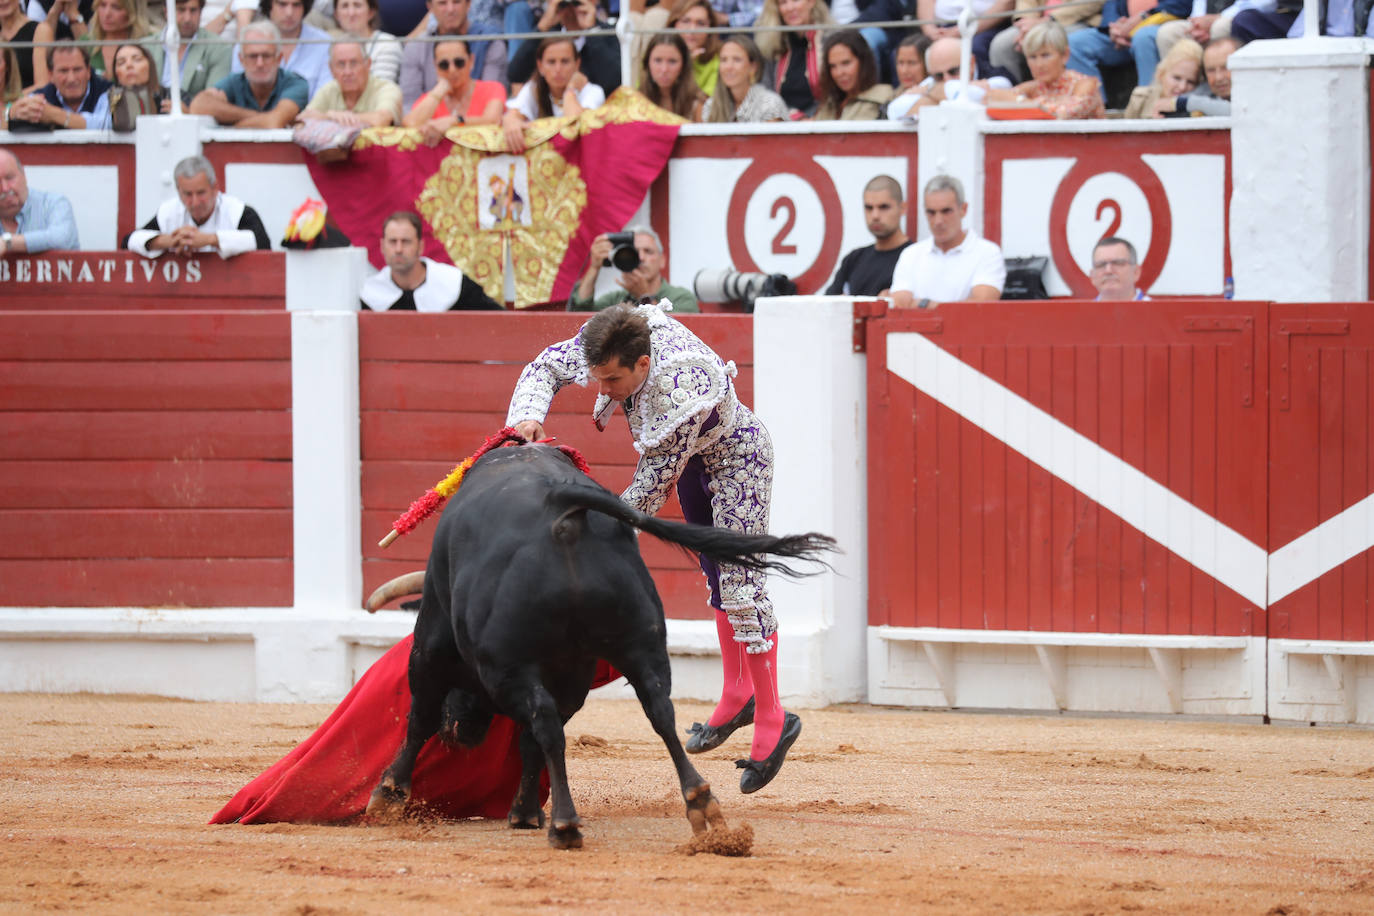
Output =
[{"x1": 550, "y1": 483, "x2": 836, "y2": 577}]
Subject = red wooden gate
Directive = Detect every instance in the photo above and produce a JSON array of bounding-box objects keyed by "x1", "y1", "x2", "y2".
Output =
[
  {"x1": 865, "y1": 299, "x2": 1269, "y2": 637},
  {"x1": 1267, "y1": 303, "x2": 1374, "y2": 641}
]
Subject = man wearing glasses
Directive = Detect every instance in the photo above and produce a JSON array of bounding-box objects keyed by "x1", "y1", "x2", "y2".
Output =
[
  {"x1": 192, "y1": 20, "x2": 310, "y2": 127},
  {"x1": 1090, "y1": 236, "x2": 1149, "y2": 301}
]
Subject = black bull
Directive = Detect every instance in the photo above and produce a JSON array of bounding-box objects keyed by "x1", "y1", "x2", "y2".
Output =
[{"x1": 365, "y1": 443, "x2": 835, "y2": 848}]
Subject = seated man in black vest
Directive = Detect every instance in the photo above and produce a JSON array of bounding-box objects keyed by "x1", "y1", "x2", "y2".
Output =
[
  {"x1": 6, "y1": 44, "x2": 112, "y2": 131},
  {"x1": 360, "y1": 211, "x2": 503, "y2": 311},
  {"x1": 124, "y1": 155, "x2": 272, "y2": 259}
]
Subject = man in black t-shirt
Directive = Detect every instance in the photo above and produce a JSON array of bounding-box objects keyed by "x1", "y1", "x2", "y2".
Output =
[
  {"x1": 360, "y1": 211, "x2": 503, "y2": 311},
  {"x1": 825, "y1": 175, "x2": 912, "y2": 297}
]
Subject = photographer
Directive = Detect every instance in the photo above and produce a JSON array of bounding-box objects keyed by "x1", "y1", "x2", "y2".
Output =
[{"x1": 570, "y1": 226, "x2": 698, "y2": 313}]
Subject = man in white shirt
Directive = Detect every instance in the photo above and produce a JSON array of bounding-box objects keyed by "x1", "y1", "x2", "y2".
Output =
[
  {"x1": 125, "y1": 155, "x2": 271, "y2": 259},
  {"x1": 887, "y1": 174, "x2": 1005, "y2": 309}
]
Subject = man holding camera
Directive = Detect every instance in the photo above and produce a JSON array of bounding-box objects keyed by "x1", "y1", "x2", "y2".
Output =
[{"x1": 570, "y1": 226, "x2": 698, "y2": 313}]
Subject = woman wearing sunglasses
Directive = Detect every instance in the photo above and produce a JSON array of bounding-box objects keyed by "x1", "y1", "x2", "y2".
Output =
[{"x1": 403, "y1": 38, "x2": 507, "y2": 145}]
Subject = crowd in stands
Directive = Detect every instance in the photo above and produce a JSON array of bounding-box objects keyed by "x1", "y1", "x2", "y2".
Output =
[{"x1": 3, "y1": 0, "x2": 1369, "y2": 134}]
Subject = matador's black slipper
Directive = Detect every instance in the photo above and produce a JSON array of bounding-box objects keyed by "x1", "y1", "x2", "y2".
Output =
[
  {"x1": 684, "y1": 697, "x2": 755, "y2": 754},
  {"x1": 735, "y1": 712, "x2": 801, "y2": 794}
]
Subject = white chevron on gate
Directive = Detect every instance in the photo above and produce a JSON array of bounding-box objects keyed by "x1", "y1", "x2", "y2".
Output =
[{"x1": 887, "y1": 333, "x2": 1374, "y2": 608}]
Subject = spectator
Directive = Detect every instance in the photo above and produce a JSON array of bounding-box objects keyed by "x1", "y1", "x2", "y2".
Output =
[
  {"x1": 987, "y1": 20, "x2": 1104, "y2": 119},
  {"x1": 1157, "y1": 34, "x2": 1234, "y2": 115},
  {"x1": 898, "y1": 35, "x2": 1013, "y2": 115},
  {"x1": 1123, "y1": 35, "x2": 1199, "y2": 117},
  {"x1": 82, "y1": 0, "x2": 159, "y2": 82},
  {"x1": 917, "y1": 0, "x2": 1015, "y2": 82},
  {"x1": 403, "y1": 37, "x2": 505, "y2": 142},
  {"x1": 2, "y1": 0, "x2": 55, "y2": 91},
  {"x1": 756, "y1": 0, "x2": 836, "y2": 119},
  {"x1": 702, "y1": 34, "x2": 788, "y2": 122},
  {"x1": 330, "y1": 0, "x2": 402, "y2": 83},
  {"x1": 302, "y1": 40, "x2": 402, "y2": 126},
  {"x1": 501, "y1": 36, "x2": 604, "y2": 152},
  {"x1": 814, "y1": 28, "x2": 892, "y2": 120},
  {"x1": 826, "y1": 174, "x2": 911, "y2": 296},
  {"x1": 0, "y1": 147, "x2": 80, "y2": 253},
  {"x1": 506, "y1": 0, "x2": 618, "y2": 97},
  {"x1": 638, "y1": 32, "x2": 704, "y2": 121},
  {"x1": 1090, "y1": 236, "x2": 1149, "y2": 300},
  {"x1": 716, "y1": 0, "x2": 765, "y2": 27},
  {"x1": 230, "y1": 0, "x2": 333, "y2": 98},
  {"x1": 828, "y1": 0, "x2": 899, "y2": 83},
  {"x1": 1229, "y1": 1, "x2": 1297, "y2": 42},
  {"x1": 887, "y1": 174, "x2": 1004, "y2": 309},
  {"x1": 400, "y1": 0, "x2": 506, "y2": 110},
  {"x1": 885, "y1": 32, "x2": 930, "y2": 120},
  {"x1": 1066, "y1": 0, "x2": 1191, "y2": 103},
  {"x1": 1, "y1": 48, "x2": 23, "y2": 130},
  {"x1": 990, "y1": 0, "x2": 1102, "y2": 84},
  {"x1": 104, "y1": 42, "x2": 170, "y2": 130},
  {"x1": 361, "y1": 210, "x2": 503, "y2": 310},
  {"x1": 27, "y1": 0, "x2": 91, "y2": 42},
  {"x1": 1154, "y1": 0, "x2": 1233, "y2": 57},
  {"x1": 570, "y1": 226, "x2": 697, "y2": 313},
  {"x1": 125, "y1": 155, "x2": 272, "y2": 259},
  {"x1": 191, "y1": 20, "x2": 311, "y2": 127},
  {"x1": 199, "y1": 0, "x2": 257, "y2": 40},
  {"x1": 669, "y1": 0, "x2": 725, "y2": 97},
  {"x1": 163, "y1": 0, "x2": 234, "y2": 108},
  {"x1": 6, "y1": 44, "x2": 112, "y2": 130}
]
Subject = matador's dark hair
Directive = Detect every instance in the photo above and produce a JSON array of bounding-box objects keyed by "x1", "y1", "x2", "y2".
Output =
[{"x1": 581, "y1": 304, "x2": 651, "y2": 369}]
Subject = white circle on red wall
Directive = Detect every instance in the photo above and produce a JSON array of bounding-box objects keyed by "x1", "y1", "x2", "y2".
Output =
[
  {"x1": 740, "y1": 174, "x2": 826, "y2": 278},
  {"x1": 1063, "y1": 172, "x2": 1154, "y2": 276}
]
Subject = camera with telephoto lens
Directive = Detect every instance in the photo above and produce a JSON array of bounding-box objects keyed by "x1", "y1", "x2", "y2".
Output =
[
  {"x1": 693, "y1": 268, "x2": 798, "y2": 313},
  {"x1": 602, "y1": 232, "x2": 640, "y2": 272}
]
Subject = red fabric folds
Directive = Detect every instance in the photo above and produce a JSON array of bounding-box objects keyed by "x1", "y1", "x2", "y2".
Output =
[{"x1": 210, "y1": 635, "x2": 622, "y2": 825}]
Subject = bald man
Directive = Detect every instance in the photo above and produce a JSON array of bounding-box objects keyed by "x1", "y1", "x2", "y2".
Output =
[
  {"x1": 826, "y1": 174, "x2": 912, "y2": 296},
  {"x1": 0, "y1": 148, "x2": 80, "y2": 255}
]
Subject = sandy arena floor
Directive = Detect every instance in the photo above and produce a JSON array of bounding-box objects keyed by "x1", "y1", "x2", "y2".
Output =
[{"x1": 2, "y1": 692, "x2": 1372, "y2": 914}]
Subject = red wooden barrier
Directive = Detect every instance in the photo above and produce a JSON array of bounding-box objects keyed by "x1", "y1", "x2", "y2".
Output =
[
  {"x1": 358, "y1": 312, "x2": 755, "y2": 619},
  {"x1": 0, "y1": 310, "x2": 293, "y2": 607},
  {"x1": 866, "y1": 299, "x2": 1269, "y2": 638},
  {"x1": 1268, "y1": 303, "x2": 1374, "y2": 641},
  {"x1": 0, "y1": 252, "x2": 286, "y2": 310}
]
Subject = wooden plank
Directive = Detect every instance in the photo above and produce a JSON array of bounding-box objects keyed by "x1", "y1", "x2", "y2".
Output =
[
  {"x1": 0, "y1": 361, "x2": 291, "y2": 410},
  {"x1": 1049, "y1": 344, "x2": 1075, "y2": 632},
  {"x1": 1191, "y1": 341, "x2": 1219, "y2": 636},
  {"x1": 0, "y1": 251, "x2": 285, "y2": 301},
  {"x1": 1342, "y1": 349, "x2": 1370, "y2": 641},
  {"x1": 0, "y1": 460, "x2": 292, "y2": 509},
  {"x1": 1317, "y1": 345, "x2": 1346, "y2": 641},
  {"x1": 0, "y1": 509, "x2": 292, "y2": 559},
  {"x1": 0, "y1": 558, "x2": 292, "y2": 607},
  {"x1": 1142, "y1": 343, "x2": 1171, "y2": 634},
  {"x1": 982, "y1": 345, "x2": 1008, "y2": 631},
  {"x1": 1025, "y1": 345, "x2": 1053, "y2": 630},
  {"x1": 1073, "y1": 345, "x2": 1100, "y2": 633},
  {"x1": 361, "y1": 410, "x2": 634, "y2": 464},
  {"x1": 957, "y1": 344, "x2": 984, "y2": 629},
  {"x1": 0, "y1": 411, "x2": 291, "y2": 460},
  {"x1": 1003, "y1": 345, "x2": 1031, "y2": 632},
  {"x1": 1097, "y1": 343, "x2": 1124, "y2": 634},
  {"x1": 358, "y1": 312, "x2": 754, "y2": 365},
  {"x1": 0, "y1": 296, "x2": 283, "y2": 311},
  {"x1": 1167, "y1": 343, "x2": 1193, "y2": 634},
  {"x1": 0, "y1": 312, "x2": 291, "y2": 361}
]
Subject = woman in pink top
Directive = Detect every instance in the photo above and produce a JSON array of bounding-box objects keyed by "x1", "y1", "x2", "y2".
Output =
[
  {"x1": 403, "y1": 38, "x2": 507, "y2": 146},
  {"x1": 989, "y1": 20, "x2": 1103, "y2": 120}
]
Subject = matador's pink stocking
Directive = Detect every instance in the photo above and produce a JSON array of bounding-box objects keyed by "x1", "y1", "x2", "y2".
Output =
[
  {"x1": 707, "y1": 611, "x2": 754, "y2": 727},
  {"x1": 745, "y1": 637, "x2": 784, "y2": 758}
]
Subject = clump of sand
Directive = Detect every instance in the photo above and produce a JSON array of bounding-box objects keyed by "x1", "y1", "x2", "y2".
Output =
[{"x1": 676, "y1": 823, "x2": 754, "y2": 857}]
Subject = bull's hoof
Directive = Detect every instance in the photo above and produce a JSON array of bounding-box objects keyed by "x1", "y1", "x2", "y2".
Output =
[
  {"x1": 548, "y1": 819, "x2": 584, "y2": 850},
  {"x1": 508, "y1": 806, "x2": 545, "y2": 830},
  {"x1": 736, "y1": 712, "x2": 801, "y2": 794},
  {"x1": 365, "y1": 782, "x2": 410, "y2": 823},
  {"x1": 685, "y1": 697, "x2": 755, "y2": 754}
]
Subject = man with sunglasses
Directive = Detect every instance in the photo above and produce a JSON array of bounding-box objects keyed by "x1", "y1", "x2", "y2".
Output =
[
  {"x1": 895, "y1": 36, "x2": 1013, "y2": 118},
  {"x1": 400, "y1": 0, "x2": 506, "y2": 109},
  {"x1": 1089, "y1": 236, "x2": 1149, "y2": 301},
  {"x1": 192, "y1": 20, "x2": 310, "y2": 127}
]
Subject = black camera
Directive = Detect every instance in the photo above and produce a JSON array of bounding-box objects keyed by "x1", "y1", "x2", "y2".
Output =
[
  {"x1": 693, "y1": 268, "x2": 798, "y2": 313},
  {"x1": 602, "y1": 232, "x2": 640, "y2": 272},
  {"x1": 557, "y1": 0, "x2": 579, "y2": 9}
]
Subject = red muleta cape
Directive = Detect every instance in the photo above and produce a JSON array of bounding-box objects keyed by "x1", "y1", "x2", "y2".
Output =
[{"x1": 210, "y1": 635, "x2": 621, "y2": 824}]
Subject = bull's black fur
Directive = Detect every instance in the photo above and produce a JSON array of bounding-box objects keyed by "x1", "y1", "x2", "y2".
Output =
[{"x1": 367, "y1": 443, "x2": 834, "y2": 848}]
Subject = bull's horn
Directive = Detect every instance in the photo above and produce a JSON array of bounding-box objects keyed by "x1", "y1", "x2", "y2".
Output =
[{"x1": 364, "y1": 571, "x2": 426, "y2": 613}]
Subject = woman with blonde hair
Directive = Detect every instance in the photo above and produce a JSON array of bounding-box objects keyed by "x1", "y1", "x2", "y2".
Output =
[
  {"x1": 755, "y1": 0, "x2": 835, "y2": 118},
  {"x1": 1124, "y1": 37, "x2": 1202, "y2": 118},
  {"x1": 667, "y1": 0, "x2": 725, "y2": 97},
  {"x1": 638, "y1": 32, "x2": 705, "y2": 121},
  {"x1": 81, "y1": 0, "x2": 158, "y2": 80},
  {"x1": 0, "y1": 46, "x2": 22, "y2": 130},
  {"x1": 703, "y1": 34, "x2": 787, "y2": 123},
  {"x1": 814, "y1": 28, "x2": 891, "y2": 120},
  {"x1": 987, "y1": 19, "x2": 1102, "y2": 119}
]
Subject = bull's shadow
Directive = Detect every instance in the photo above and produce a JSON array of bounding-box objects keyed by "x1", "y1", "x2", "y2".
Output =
[{"x1": 365, "y1": 443, "x2": 834, "y2": 849}]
